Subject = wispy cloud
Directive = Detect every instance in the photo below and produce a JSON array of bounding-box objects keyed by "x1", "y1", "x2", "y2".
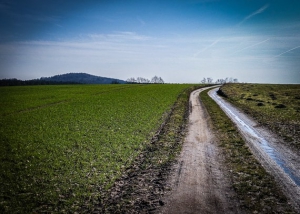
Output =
[
  {"x1": 2, "y1": 31, "x2": 299, "y2": 83},
  {"x1": 88, "y1": 31, "x2": 152, "y2": 42},
  {"x1": 275, "y1": 45, "x2": 300, "y2": 57},
  {"x1": 137, "y1": 16, "x2": 145, "y2": 26},
  {"x1": 238, "y1": 4, "x2": 269, "y2": 26},
  {"x1": 231, "y1": 38, "x2": 270, "y2": 54},
  {"x1": 12, "y1": 32, "x2": 156, "y2": 57}
]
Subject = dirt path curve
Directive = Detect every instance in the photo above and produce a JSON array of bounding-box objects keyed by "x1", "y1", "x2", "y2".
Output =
[
  {"x1": 209, "y1": 87, "x2": 300, "y2": 211},
  {"x1": 161, "y1": 87, "x2": 242, "y2": 214}
]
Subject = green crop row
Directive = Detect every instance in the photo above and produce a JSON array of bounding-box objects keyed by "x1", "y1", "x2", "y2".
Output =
[
  {"x1": 219, "y1": 83, "x2": 300, "y2": 149},
  {"x1": 0, "y1": 84, "x2": 193, "y2": 213}
]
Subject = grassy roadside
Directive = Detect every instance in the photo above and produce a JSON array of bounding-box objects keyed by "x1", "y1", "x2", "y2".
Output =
[
  {"x1": 200, "y1": 88, "x2": 295, "y2": 213},
  {"x1": 100, "y1": 85, "x2": 208, "y2": 213},
  {"x1": 219, "y1": 83, "x2": 300, "y2": 149}
]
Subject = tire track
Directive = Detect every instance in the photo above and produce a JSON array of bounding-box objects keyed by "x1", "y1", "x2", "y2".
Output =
[
  {"x1": 209, "y1": 87, "x2": 300, "y2": 211},
  {"x1": 161, "y1": 87, "x2": 242, "y2": 214}
]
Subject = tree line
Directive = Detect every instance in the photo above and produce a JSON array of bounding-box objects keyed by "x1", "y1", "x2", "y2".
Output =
[
  {"x1": 200, "y1": 77, "x2": 238, "y2": 84},
  {"x1": 126, "y1": 76, "x2": 164, "y2": 84}
]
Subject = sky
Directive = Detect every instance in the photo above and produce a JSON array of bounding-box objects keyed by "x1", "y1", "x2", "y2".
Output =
[{"x1": 0, "y1": 0, "x2": 299, "y2": 83}]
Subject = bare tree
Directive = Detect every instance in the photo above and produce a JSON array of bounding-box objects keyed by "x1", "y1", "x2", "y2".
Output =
[
  {"x1": 215, "y1": 77, "x2": 238, "y2": 84},
  {"x1": 215, "y1": 78, "x2": 226, "y2": 84},
  {"x1": 128, "y1": 76, "x2": 164, "y2": 84},
  {"x1": 207, "y1": 77, "x2": 213, "y2": 83},
  {"x1": 126, "y1": 77, "x2": 136, "y2": 83},
  {"x1": 201, "y1": 77, "x2": 207, "y2": 84},
  {"x1": 158, "y1": 77, "x2": 164, "y2": 84},
  {"x1": 228, "y1": 77, "x2": 234, "y2": 83},
  {"x1": 151, "y1": 76, "x2": 164, "y2": 84},
  {"x1": 151, "y1": 76, "x2": 159, "y2": 83},
  {"x1": 141, "y1": 77, "x2": 152, "y2": 83}
]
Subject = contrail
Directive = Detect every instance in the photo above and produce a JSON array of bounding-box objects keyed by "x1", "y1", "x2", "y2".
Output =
[
  {"x1": 275, "y1": 45, "x2": 300, "y2": 57},
  {"x1": 232, "y1": 38, "x2": 270, "y2": 54},
  {"x1": 193, "y1": 37, "x2": 222, "y2": 58},
  {"x1": 238, "y1": 4, "x2": 269, "y2": 26}
]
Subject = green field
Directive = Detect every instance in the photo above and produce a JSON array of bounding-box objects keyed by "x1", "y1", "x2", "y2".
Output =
[
  {"x1": 0, "y1": 84, "x2": 195, "y2": 213},
  {"x1": 219, "y1": 84, "x2": 300, "y2": 149}
]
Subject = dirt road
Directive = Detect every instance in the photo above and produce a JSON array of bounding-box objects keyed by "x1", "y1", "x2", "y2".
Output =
[
  {"x1": 209, "y1": 87, "x2": 300, "y2": 211},
  {"x1": 161, "y1": 87, "x2": 242, "y2": 214}
]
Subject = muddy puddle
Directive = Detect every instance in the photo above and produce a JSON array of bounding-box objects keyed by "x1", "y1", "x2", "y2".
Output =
[{"x1": 259, "y1": 139, "x2": 300, "y2": 186}]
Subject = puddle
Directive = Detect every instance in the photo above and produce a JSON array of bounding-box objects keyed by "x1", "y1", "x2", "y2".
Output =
[
  {"x1": 209, "y1": 89, "x2": 300, "y2": 187},
  {"x1": 259, "y1": 139, "x2": 300, "y2": 186}
]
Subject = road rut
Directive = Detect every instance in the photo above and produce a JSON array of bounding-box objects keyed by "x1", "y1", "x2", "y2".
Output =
[
  {"x1": 161, "y1": 87, "x2": 242, "y2": 214},
  {"x1": 209, "y1": 87, "x2": 300, "y2": 211}
]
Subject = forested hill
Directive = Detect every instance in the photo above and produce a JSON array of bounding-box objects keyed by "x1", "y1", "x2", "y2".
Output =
[
  {"x1": 40, "y1": 73, "x2": 126, "y2": 84},
  {"x1": 0, "y1": 73, "x2": 126, "y2": 86}
]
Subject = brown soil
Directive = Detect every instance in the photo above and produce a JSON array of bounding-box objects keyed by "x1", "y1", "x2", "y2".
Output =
[{"x1": 160, "y1": 88, "x2": 242, "y2": 214}]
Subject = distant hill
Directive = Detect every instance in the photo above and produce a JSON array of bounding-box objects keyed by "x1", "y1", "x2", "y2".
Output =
[
  {"x1": 0, "y1": 73, "x2": 127, "y2": 86},
  {"x1": 40, "y1": 73, "x2": 126, "y2": 84}
]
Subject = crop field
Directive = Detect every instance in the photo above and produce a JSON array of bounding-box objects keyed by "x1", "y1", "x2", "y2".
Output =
[
  {"x1": 0, "y1": 84, "x2": 194, "y2": 213},
  {"x1": 219, "y1": 84, "x2": 300, "y2": 149}
]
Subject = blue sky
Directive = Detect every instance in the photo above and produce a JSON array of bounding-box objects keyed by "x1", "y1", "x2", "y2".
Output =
[{"x1": 0, "y1": 0, "x2": 299, "y2": 83}]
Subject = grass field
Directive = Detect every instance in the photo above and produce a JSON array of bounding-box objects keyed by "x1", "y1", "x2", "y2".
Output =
[
  {"x1": 200, "y1": 88, "x2": 295, "y2": 213},
  {"x1": 219, "y1": 83, "x2": 300, "y2": 149},
  {"x1": 0, "y1": 84, "x2": 194, "y2": 213}
]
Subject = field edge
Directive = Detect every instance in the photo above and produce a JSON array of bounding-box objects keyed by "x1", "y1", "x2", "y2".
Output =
[{"x1": 94, "y1": 85, "x2": 207, "y2": 213}]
